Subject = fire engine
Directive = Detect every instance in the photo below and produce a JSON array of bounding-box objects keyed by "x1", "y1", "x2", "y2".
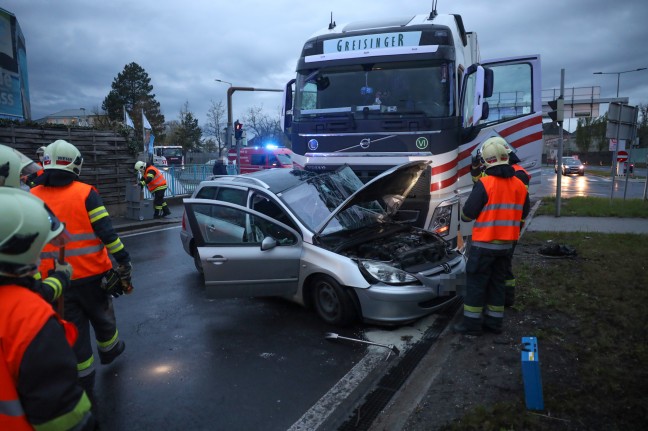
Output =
[
  {"x1": 282, "y1": 8, "x2": 542, "y2": 247},
  {"x1": 227, "y1": 145, "x2": 293, "y2": 174}
]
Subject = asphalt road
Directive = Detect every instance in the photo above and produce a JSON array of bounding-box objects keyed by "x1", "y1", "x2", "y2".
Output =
[
  {"x1": 95, "y1": 169, "x2": 646, "y2": 430},
  {"x1": 94, "y1": 226, "x2": 368, "y2": 431}
]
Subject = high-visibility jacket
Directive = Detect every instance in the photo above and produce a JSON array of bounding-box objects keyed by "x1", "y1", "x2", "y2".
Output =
[
  {"x1": 472, "y1": 175, "x2": 527, "y2": 243},
  {"x1": 143, "y1": 165, "x2": 167, "y2": 193},
  {"x1": 32, "y1": 181, "x2": 113, "y2": 279},
  {"x1": 0, "y1": 285, "x2": 79, "y2": 431},
  {"x1": 511, "y1": 163, "x2": 531, "y2": 187}
]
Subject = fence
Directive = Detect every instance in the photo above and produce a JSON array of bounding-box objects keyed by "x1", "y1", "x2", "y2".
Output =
[{"x1": 143, "y1": 163, "x2": 237, "y2": 199}]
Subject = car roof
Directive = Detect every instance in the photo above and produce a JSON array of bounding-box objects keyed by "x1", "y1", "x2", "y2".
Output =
[{"x1": 203, "y1": 168, "x2": 316, "y2": 194}]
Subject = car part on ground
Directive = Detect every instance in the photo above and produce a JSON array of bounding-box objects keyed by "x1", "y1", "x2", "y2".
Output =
[{"x1": 325, "y1": 332, "x2": 400, "y2": 357}]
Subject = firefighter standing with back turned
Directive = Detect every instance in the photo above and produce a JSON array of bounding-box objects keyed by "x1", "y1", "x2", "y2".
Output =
[
  {"x1": 0, "y1": 144, "x2": 72, "y2": 303},
  {"x1": 134, "y1": 160, "x2": 171, "y2": 218},
  {"x1": 31, "y1": 139, "x2": 133, "y2": 411},
  {"x1": 0, "y1": 187, "x2": 96, "y2": 431},
  {"x1": 470, "y1": 138, "x2": 530, "y2": 307},
  {"x1": 454, "y1": 138, "x2": 529, "y2": 335}
]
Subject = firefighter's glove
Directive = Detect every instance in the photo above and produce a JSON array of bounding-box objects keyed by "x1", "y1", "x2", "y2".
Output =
[
  {"x1": 100, "y1": 270, "x2": 125, "y2": 298},
  {"x1": 54, "y1": 261, "x2": 73, "y2": 282},
  {"x1": 116, "y1": 262, "x2": 132, "y2": 279},
  {"x1": 139, "y1": 180, "x2": 146, "y2": 188}
]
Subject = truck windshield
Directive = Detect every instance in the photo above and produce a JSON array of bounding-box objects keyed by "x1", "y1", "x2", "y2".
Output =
[{"x1": 294, "y1": 60, "x2": 453, "y2": 119}]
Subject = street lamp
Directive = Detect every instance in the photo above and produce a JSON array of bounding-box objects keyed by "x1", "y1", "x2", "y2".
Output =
[
  {"x1": 214, "y1": 78, "x2": 232, "y2": 88},
  {"x1": 593, "y1": 67, "x2": 647, "y2": 98}
]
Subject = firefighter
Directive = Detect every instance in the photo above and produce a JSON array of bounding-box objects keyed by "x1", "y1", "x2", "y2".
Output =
[
  {"x1": 470, "y1": 138, "x2": 530, "y2": 306},
  {"x1": 454, "y1": 138, "x2": 529, "y2": 335},
  {"x1": 134, "y1": 160, "x2": 171, "y2": 217},
  {"x1": 31, "y1": 139, "x2": 132, "y2": 408},
  {"x1": 0, "y1": 187, "x2": 96, "y2": 431},
  {"x1": 0, "y1": 144, "x2": 72, "y2": 303},
  {"x1": 24, "y1": 146, "x2": 47, "y2": 188}
]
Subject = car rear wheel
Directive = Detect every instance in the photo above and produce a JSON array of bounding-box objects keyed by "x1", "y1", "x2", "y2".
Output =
[
  {"x1": 192, "y1": 244, "x2": 204, "y2": 275},
  {"x1": 311, "y1": 276, "x2": 357, "y2": 326}
]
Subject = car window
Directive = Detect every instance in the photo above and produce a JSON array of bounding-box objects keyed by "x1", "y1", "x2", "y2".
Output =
[
  {"x1": 251, "y1": 192, "x2": 299, "y2": 232},
  {"x1": 195, "y1": 186, "x2": 218, "y2": 199},
  {"x1": 250, "y1": 154, "x2": 266, "y2": 166},
  {"x1": 216, "y1": 188, "x2": 246, "y2": 205}
]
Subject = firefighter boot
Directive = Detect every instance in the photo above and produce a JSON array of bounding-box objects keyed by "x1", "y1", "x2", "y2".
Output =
[
  {"x1": 162, "y1": 205, "x2": 171, "y2": 217},
  {"x1": 483, "y1": 315, "x2": 503, "y2": 334},
  {"x1": 99, "y1": 340, "x2": 125, "y2": 365},
  {"x1": 453, "y1": 317, "x2": 483, "y2": 336}
]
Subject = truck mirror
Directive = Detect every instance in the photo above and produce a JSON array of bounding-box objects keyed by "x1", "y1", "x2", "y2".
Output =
[{"x1": 282, "y1": 79, "x2": 295, "y2": 132}]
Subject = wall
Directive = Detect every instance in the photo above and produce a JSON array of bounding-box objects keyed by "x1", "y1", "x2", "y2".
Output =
[{"x1": 0, "y1": 124, "x2": 137, "y2": 215}]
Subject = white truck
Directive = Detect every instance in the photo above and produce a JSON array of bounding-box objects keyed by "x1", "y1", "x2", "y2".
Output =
[{"x1": 282, "y1": 9, "x2": 542, "y2": 248}]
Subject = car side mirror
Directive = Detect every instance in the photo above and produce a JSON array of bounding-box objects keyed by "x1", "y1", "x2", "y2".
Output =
[{"x1": 261, "y1": 236, "x2": 277, "y2": 251}]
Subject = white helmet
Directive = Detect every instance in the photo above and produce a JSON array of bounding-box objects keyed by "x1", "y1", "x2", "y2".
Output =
[
  {"x1": 43, "y1": 140, "x2": 83, "y2": 176},
  {"x1": 36, "y1": 146, "x2": 46, "y2": 161},
  {"x1": 0, "y1": 188, "x2": 68, "y2": 277},
  {"x1": 0, "y1": 144, "x2": 24, "y2": 188},
  {"x1": 134, "y1": 161, "x2": 146, "y2": 172},
  {"x1": 481, "y1": 137, "x2": 510, "y2": 168}
]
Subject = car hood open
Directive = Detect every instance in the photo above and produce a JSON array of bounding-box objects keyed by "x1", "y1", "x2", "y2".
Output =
[{"x1": 316, "y1": 160, "x2": 430, "y2": 236}]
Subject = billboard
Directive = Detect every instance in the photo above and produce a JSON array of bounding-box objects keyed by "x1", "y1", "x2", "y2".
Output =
[{"x1": 0, "y1": 8, "x2": 30, "y2": 120}]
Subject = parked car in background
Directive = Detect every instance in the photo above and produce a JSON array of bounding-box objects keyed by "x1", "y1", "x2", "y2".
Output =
[
  {"x1": 228, "y1": 145, "x2": 293, "y2": 174},
  {"x1": 555, "y1": 157, "x2": 585, "y2": 176},
  {"x1": 180, "y1": 162, "x2": 465, "y2": 326}
]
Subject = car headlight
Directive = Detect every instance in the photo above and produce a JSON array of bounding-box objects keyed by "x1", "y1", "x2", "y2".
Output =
[
  {"x1": 359, "y1": 260, "x2": 419, "y2": 285},
  {"x1": 429, "y1": 204, "x2": 453, "y2": 237}
]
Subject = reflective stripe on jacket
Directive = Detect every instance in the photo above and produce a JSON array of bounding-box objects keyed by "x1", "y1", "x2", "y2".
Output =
[
  {"x1": 32, "y1": 181, "x2": 113, "y2": 279},
  {"x1": 144, "y1": 165, "x2": 167, "y2": 193},
  {"x1": 0, "y1": 285, "x2": 55, "y2": 431},
  {"x1": 472, "y1": 175, "x2": 527, "y2": 242}
]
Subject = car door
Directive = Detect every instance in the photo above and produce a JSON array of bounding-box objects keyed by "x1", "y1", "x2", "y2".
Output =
[{"x1": 184, "y1": 198, "x2": 302, "y2": 298}]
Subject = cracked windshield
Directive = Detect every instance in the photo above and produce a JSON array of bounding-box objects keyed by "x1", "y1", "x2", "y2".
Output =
[{"x1": 281, "y1": 167, "x2": 385, "y2": 234}]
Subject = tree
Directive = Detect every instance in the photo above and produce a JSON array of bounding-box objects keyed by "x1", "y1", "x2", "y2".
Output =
[
  {"x1": 101, "y1": 62, "x2": 166, "y2": 140},
  {"x1": 637, "y1": 103, "x2": 648, "y2": 148},
  {"x1": 575, "y1": 117, "x2": 593, "y2": 154},
  {"x1": 242, "y1": 105, "x2": 290, "y2": 147},
  {"x1": 172, "y1": 101, "x2": 202, "y2": 153},
  {"x1": 203, "y1": 100, "x2": 228, "y2": 157}
]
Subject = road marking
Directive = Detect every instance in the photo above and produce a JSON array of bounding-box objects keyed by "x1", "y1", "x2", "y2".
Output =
[{"x1": 121, "y1": 225, "x2": 181, "y2": 238}]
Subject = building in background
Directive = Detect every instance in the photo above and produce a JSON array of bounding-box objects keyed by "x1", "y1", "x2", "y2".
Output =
[
  {"x1": 35, "y1": 108, "x2": 98, "y2": 127},
  {"x1": 0, "y1": 7, "x2": 30, "y2": 120}
]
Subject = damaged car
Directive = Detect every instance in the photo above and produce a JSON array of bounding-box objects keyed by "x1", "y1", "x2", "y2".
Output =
[{"x1": 181, "y1": 161, "x2": 466, "y2": 326}]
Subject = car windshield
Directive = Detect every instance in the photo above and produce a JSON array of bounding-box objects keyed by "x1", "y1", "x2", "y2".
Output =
[
  {"x1": 294, "y1": 60, "x2": 452, "y2": 119},
  {"x1": 276, "y1": 153, "x2": 292, "y2": 165},
  {"x1": 563, "y1": 158, "x2": 580, "y2": 166},
  {"x1": 280, "y1": 166, "x2": 386, "y2": 234}
]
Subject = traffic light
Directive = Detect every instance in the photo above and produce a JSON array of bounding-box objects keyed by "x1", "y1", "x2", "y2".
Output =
[
  {"x1": 548, "y1": 96, "x2": 564, "y2": 124},
  {"x1": 234, "y1": 120, "x2": 243, "y2": 140}
]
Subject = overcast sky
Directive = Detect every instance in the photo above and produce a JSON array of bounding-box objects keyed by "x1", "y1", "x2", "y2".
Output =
[{"x1": 5, "y1": 0, "x2": 648, "y2": 130}]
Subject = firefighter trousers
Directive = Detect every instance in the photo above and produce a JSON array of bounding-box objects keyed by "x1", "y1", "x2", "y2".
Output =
[
  {"x1": 64, "y1": 274, "x2": 121, "y2": 379},
  {"x1": 463, "y1": 245, "x2": 510, "y2": 330},
  {"x1": 153, "y1": 189, "x2": 169, "y2": 217}
]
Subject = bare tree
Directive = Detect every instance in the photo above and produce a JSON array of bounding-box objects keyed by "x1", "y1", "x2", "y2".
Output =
[
  {"x1": 243, "y1": 105, "x2": 289, "y2": 147},
  {"x1": 203, "y1": 100, "x2": 228, "y2": 157}
]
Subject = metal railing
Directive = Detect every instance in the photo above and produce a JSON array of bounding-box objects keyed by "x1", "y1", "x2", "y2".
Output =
[{"x1": 142, "y1": 164, "x2": 237, "y2": 199}]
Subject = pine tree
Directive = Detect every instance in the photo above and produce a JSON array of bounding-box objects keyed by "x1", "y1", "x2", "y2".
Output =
[
  {"x1": 173, "y1": 101, "x2": 202, "y2": 152},
  {"x1": 102, "y1": 62, "x2": 165, "y2": 139}
]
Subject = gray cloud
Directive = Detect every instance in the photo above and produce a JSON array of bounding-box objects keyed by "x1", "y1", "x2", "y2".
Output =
[{"x1": 6, "y1": 0, "x2": 648, "y2": 127}]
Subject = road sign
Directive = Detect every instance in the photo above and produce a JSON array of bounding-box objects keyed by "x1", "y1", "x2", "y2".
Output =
[{"x1": 617, "y1": 150, "x2": 628, "y2": 162}]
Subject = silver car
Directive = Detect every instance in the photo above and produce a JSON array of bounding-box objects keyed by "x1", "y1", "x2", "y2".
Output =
[{"x1": 180, "y1": 161, "x2": 465, "y2": 326}]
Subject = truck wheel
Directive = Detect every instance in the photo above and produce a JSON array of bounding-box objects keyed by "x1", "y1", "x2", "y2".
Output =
[{"x1": 311, "y1": 276, "x2": 357, "y2": 326}]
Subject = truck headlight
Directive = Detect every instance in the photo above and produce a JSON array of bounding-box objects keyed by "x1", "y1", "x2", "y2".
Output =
[
  {"x1": 359, "y1": 260, "x2": 418, "y2": 285},
  {"x1": 429, "y1": 204, "x2": 453, "y2": 237}
]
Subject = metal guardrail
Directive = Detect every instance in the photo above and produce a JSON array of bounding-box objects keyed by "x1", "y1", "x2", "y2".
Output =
[{"x1": 142, "y1": 164, "x2": 238, "y2": 199}]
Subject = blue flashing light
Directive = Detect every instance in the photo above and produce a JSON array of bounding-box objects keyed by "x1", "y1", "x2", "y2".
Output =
[{"x1": 265, "y1": 143, "x2": 278, "y2": 150}]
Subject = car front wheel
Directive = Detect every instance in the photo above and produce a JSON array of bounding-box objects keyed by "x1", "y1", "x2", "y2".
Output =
[{"x1": 311, "y1": 276, "x2": 358, "y2": 326}]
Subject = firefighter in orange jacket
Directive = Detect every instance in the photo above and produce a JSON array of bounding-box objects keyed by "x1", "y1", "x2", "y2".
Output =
[
  {"x1": 470, "y1": 139, "x2": 530, "y2": 307},
  {"x1": 135, "y1": 161, "x2": 171, "y2": 218},
  {"x1": 455, "y1": 138, "x2": 529, "y2": 335},
  {"x1": 0, "y1": 144, "x2": 71, "y2": 303},
  {"x1": 0, "y1": 187, "x2": 95, "y2": 431},
  {"x1": 31, "y1": 140, "x2": 132, "y2": 409}
]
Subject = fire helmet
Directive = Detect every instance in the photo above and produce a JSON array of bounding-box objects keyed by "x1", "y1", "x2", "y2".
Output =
[
  {"x1": 0, "y1": 144, "x2": 24, "y2": 188},
  {"x1": 36, "y1": 146, "x2": 46, "y2": 160},
  {"x1": 43, "y1": 140, "x2": 83, "y2": 176},
  {"x1": 0, "y1": 188, "x2": 68, "y2": 277},
  {"x1": 134, "y1": 161, "x2": 146, "y2": 172},
  {"x1": 481, "y1": 137, "x2": 510, "y2": 168}
]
